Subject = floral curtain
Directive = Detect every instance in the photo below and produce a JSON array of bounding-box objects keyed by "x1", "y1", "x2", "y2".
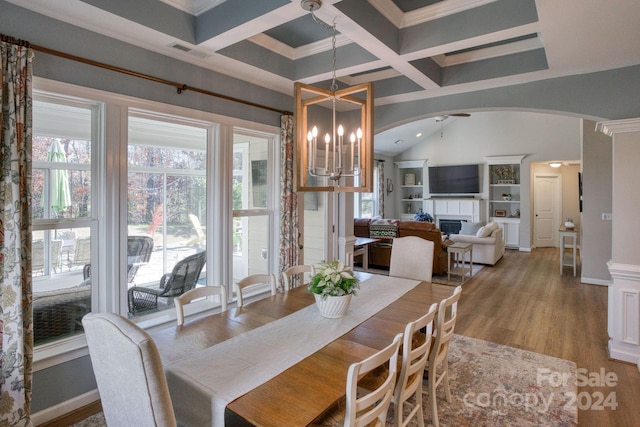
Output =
[
  {"x1": 0, "y1": 36, "x2": 34, "y2": 427},
  {"x1": 278, "y1": 115, "x2": 299, "y2": 291},
  {"x1": 376, "y1": 159, "x2": 384, "y2": 217}
]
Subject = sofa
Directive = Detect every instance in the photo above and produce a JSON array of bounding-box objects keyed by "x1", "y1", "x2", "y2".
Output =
[
  {"x1": 354, "y1": 218, "x2": 449, "y2": 275},
  {"x1": 33, "y1": 284, "x2": 91, "y2": 345},
  {"x1": 449, "y1": 221, "x2": 505, "y2": 265}
]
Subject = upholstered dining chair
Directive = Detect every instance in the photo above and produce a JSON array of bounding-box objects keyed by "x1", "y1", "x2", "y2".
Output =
[
  {"x1": 281, "y1": 264, "x2": 316, "y2": 291},
  {"x1": 234, "y1": 273, "x2": 277, "y2": 308},
  {"x1": 82, "y1": 312, "x2": 177, "y2": 427},
  {"x1": 175, "y1": 285, "x2": 227, "y2": 325},
  {"x1": 128, "y1": 251, "x2": 206, "y2": 315},
  {"x1": 393, "y1": 302, "x2": 438, "y2": 427},
  {"x1": 389, "y1": 236, "x2": 434, "y2": 281},
  {"x1": 425, "y1": 285, "x2": 462, "y2": 427}
]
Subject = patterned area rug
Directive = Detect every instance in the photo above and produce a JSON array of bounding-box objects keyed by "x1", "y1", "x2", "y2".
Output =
[
  {"x1": 354, "y1": 264, "x2": 484, "y2": 286},
  {"x1": 392, "y1": 334, "x2": 578, "y2": 427},
  {"x1": 72, "y1": 335, "x2": 577, "y2": 427}
]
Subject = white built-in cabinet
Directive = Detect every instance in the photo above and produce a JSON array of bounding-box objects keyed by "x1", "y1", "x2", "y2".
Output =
[
  {"x1": 426, "y1": 199, "x2": 484, "y2": 224},
  {"x1": 395, "y1": 160, "x2": 427, "y2": 220},
  {"x1": 485, "y1": 155, "x2": 525, "y2": 249}
]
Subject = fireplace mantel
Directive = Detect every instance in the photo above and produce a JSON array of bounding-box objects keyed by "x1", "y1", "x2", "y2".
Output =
[{"x1": 425, "y1": 198, "x2": 485, "y2": 226}]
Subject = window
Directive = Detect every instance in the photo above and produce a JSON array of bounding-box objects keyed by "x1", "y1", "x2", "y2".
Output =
[
  {"x1": 354, "y1": 166, "x2": 379, "y2": 218},
  {"x1": 127, "y1": 113, "x2": 209, "y2": 318},
  {"x1": 232, "y1": 131, "x2": 276, "y2": 294},
  {"x1": 31, "y1": 81, "x2": 280, "y2": 360},
  {"x1": 31, "y1": 95, "x2": 98, "y2": 346}
]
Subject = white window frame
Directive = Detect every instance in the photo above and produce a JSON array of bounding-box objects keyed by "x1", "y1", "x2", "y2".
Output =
[{"x1": 32, "y1": 78, "x2": 280, "y2": 369}]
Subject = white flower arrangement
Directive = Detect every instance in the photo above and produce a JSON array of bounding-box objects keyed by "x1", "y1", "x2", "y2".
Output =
[{"x1": 308, "y1": 259, "x2": 360, "y2": 300}]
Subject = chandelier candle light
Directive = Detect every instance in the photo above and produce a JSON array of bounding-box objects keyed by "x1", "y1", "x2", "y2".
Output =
[{"x1": 295, "y1": 0, "x2": 373, "y2": 192}]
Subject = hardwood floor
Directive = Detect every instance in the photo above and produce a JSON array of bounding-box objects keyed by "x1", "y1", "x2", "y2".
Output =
[{"x1": 456, "y1": 247, "x2": 640, "y2": 426}]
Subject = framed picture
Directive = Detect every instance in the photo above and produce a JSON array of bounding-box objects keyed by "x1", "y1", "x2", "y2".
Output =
[
  {"x1": 404, "y1": 173, "x2": 416, "y2": 186},
  {"x1": 495, "y1": 209, "x2": 507, "y2": 217}
]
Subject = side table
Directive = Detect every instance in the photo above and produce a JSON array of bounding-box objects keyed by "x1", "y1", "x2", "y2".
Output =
[
  {"x1": 559, "y1": 226, "x2": 579, "y2": 276},
  {"x1": 447, "y1": 242, "x2": 473, "y2": 283}
]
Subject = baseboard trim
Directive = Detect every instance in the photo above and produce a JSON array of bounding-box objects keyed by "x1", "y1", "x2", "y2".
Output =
[
  {"x1": 33, "y1": 389, "x2": 99, "y2": 426},
  {"x1": 519, "y1": 246, "x2": 532, "y2": 252},
  {"x1": 581, "y1": 277, "x2": 611, "y2": 286}
]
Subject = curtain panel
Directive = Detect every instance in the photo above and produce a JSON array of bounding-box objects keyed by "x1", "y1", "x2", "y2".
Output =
[
  {"x1": 0, "y1": 37, "x2": 34, "y2": 427},
  {"x1": 278, "y1": 115, "x2": 299, "y2": 290}
]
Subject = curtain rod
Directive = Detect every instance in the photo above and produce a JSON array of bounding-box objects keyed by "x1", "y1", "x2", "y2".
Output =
[{"x1": 1, "y1": 34, "x2": 293, "y2": 116}]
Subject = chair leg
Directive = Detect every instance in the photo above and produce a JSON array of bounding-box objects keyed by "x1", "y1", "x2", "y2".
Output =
[
  {"x1": 428, "y1": 374, "x2": 439, "y2": 427},
  {"x1": 415, "y1": 387, "x2": 425, "y2": 427},
  {"x1": 443, "y1": 360, "x2": 452, "y2": 403}
]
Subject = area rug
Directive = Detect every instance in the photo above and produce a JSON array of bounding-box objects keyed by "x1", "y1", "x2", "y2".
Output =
[
  {"x1": 387, "y1": 334, "x2": 578, "y2": 427},
  {"x1": 354, "y1": 264, "x2": 484, "y2": 286},
  {"x1": 72, "y1": 335, "x2": 577, "y2": 427}
]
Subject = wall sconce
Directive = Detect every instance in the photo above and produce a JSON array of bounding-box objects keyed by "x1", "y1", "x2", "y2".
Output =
[{"x1": 386, "y1": 178, "x2": 394, "y2": 195}]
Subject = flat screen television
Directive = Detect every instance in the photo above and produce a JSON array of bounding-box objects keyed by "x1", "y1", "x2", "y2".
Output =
[{"x1": 428, "y1": 164, "x2": 480, "y2": 194}]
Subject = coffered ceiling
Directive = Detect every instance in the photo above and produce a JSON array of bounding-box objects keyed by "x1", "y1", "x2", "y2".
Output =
[{"x1": 7, "y1": 0, "x2": 640, "y2": 153}]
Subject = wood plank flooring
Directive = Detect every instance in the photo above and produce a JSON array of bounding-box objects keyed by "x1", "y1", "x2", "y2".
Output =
[{"x1": 456, "y1": 247, "x2": 640, "y2": 426}]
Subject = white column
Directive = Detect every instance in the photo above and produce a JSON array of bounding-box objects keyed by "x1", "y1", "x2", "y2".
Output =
[
  {"x1": 597, "y1": 118, "x2": 640, "y2": 369},
  {"x1": 336, "y1": 192, "x2": 355, "y2": 267}
]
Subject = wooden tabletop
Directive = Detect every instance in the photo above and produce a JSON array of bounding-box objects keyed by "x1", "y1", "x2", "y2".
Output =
[{"x1": 149, "y1": 273, "x2": 454, "y2": 426}]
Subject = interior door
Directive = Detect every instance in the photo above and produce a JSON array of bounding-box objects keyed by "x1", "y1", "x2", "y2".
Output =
[{"x1": 534, "y1": 174, "x2": 561, "y2": 247}]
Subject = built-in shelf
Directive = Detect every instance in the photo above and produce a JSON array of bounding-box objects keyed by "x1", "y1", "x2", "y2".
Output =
[
  {"x1": 395, "y1": 160, "x2": 427, "y2": 217},
  {"x1": 485, "y1": 155, "x2": 525, "y2": 249}
]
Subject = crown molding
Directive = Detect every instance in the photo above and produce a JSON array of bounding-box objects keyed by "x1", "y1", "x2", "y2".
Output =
[
  {"x1": 596, "y1": 118, "x2": 640, "y2": 136},
  {"x1": 370, "y1": 0, "x2": 499, "y2": 29}
]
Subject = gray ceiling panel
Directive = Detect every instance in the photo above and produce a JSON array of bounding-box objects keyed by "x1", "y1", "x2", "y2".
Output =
[
  {"x1": 400, "y1": 0, "x2": 539, "y2": 54},
  {"x1": 81, "y1": 0, "x2": 195, "y2": 43},
  {"x1": 441, "y1": 48, "x2": 548, "y2": 86},
  {"x1": 264, "y1": 14, "x2": 333, "y2": 48},
  {"x1": 196, "y1": 0, "x2": 290, "y2": 43},
  {"x1": 335, "y1": 0, "x2": 400, "y2": 53}
]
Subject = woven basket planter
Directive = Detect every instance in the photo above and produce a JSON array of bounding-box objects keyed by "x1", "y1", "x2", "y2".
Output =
[{"x1": 314, "y1": 293, "x2": 352, "y2": 318}]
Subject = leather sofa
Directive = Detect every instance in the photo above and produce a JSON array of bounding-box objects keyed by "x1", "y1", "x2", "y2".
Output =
[{"x1": 354, "y1": 218, "x2": 449, "y2": 275}]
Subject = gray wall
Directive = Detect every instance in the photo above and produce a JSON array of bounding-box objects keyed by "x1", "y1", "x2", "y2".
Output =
[{"x1": 581, "y1": 121, "x2": 613, "y2": 283}]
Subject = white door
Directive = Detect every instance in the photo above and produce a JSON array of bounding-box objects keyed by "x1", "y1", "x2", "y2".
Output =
[{"x1": 534, "y1": 174, "x2": 561, "y2": 247}]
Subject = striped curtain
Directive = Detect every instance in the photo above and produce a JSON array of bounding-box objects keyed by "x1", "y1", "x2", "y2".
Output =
[
  {"x1": 278, "y1": 115, "x2": 299, "y2": 291},
  {"x1": 0, "y1": 36, "x2": 34, "y2": 427}
]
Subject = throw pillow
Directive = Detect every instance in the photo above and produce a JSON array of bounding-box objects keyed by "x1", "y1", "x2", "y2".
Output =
[
  {"x1": 476, "y1": 225, "x2": 493, "y2": 238},
  {"x1": 460, "y1": 221, "x2": 485, "y2": 236}
]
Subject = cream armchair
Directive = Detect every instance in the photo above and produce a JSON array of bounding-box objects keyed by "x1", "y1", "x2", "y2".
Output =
[{"x1": 449, "y1": 224, "x2": 505, "y2": 265}]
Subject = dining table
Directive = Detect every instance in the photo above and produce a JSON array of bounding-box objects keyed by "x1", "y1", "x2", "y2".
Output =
[{"x1": 149, "y1": 272, "x2": 454, "y2": 427}]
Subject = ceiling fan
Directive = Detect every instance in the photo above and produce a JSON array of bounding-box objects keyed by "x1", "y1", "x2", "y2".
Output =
[
  {"x1": 434, "y1": 113, "x2": 470, "y2": 137},
  {"x1": 434, "y1": 113, "x2": 471, "y2": 122}
]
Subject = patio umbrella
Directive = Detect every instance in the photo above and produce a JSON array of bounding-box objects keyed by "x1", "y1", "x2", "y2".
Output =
[{"x1": 47, "y1": 140, "x2": 71, "y2": 214}]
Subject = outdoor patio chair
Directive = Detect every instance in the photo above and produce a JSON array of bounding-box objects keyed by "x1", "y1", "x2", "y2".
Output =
[
  {"x1": 128, "y1": 251, "x2": 206, "y2": 315},
  {"x1": 126, "y1": 235, "x2": 154, "y2": 283},
  {"x1": 82, "y1": 235, "x2": 154, "y2": 283},
  {"x1": 186, "y1": 214, "x2": 206, "y2": 247},
  {"x1": 32, "y1": 239, "x2": 63, "y2": 274}
]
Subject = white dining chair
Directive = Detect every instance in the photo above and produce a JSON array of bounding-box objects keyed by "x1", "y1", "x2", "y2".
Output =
[
  {"x1": 345, "y1": 333, "x2": 403, "y2": 427},
  {"x1": 282, "y1": 264, "x2": 315, "y2": 291},
  {"x1": 389, "y1": 236, "x2": 434, "y2": 281},
  {"x1": 425, "y1": 285, "x2": 462, "y2": 427},
  {"x1": 82, "y1": 312, "x2": 177, "y2": 427},
  {"x1": 393, "y1": 302, "x2": 438, "y2": 427},
  {"x1": 234, "y1": 273, "x2": 277, "y2": 307},
  {"x1": 175, "y1": 285, "x2": 228, "y2": 325}
]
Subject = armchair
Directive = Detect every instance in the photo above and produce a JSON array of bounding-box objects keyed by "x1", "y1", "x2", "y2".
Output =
[{"x1": 128, "y1": 251, "x2": 206, "y2": 315}]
